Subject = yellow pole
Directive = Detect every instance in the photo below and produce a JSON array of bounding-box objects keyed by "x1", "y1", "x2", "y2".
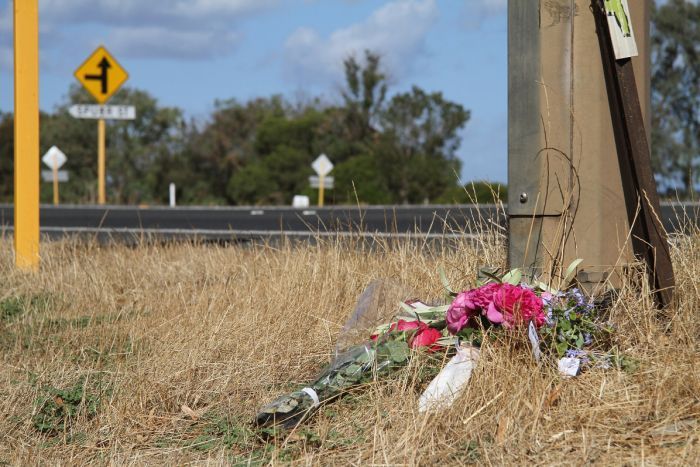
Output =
[
  {"x1": 52, "y1": 162, "x2": 58, "y2": 206},
  {"x1": 97, "y1": 118, "x2": 106, "y2": 204},
  {"x1": 318, "y1": 174, "x2": 325, "y2": 207},
  {"x1": 14, "y1": 0, "x2": 40, "y2": 270}
]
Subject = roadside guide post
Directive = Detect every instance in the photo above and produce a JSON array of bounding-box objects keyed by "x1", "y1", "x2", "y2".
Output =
[
  {"x1": 13, "y1": 0, "x2": 40, "y2": 270},
  {"x1": 74, "y1": 46, "x2": 131, "y2": 205},
  {"x1": 169, "y1": 183, "x2": 176, "y2": 208},
  {"x1": 508, "y1": 0, "x2": 673, "y2": 306},
  {"x1": 311, "y1": 154, "x2": 334, "y2": 207},
  {"x1": 41, "y1": 146, "x2": 68, "y2": 206}
]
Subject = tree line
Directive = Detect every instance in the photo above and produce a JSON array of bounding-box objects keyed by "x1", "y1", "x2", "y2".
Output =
[
  {"x1": 1, "y1": 0, "x2": 697, "y2": 205},
  {"x1": 0, "y1": 51, "x2": 506, "y2": 206}
]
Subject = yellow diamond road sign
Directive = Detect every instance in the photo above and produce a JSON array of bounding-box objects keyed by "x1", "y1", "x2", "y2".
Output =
[{"x1": 74, "y1": 46, "x2": 128, "y2": 104}]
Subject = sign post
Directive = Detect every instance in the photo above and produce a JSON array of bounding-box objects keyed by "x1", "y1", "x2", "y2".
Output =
[
  {"x1": 13, "y1": 0, "x2": 40, "y2": 270},
  {"x1": 98, "y1": 118, "x2": 106, "y2": 204},
  {"x1": 42, "y1": 146, "x2": 68, "y2": 206},
  {"x1": 311, "y1": 154, "x2": 333, "y2": 207},
  {"x1": 74, "y1": 46, "x2": 129, "y2": 205}
]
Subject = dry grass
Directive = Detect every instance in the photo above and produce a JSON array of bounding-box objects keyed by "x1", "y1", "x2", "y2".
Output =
[{"x1": 0, "y1": 229, "x2": 698, "y2": 465}]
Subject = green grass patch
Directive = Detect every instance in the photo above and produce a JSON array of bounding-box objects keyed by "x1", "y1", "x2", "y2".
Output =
[
  {"x1": 32, "y1": 375, "x2": 110, "y2": 435},
  {"x1": 0, "y1": 294, "x2": 52, "y2": 322}
]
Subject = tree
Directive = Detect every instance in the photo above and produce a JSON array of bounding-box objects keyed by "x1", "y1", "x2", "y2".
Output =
[
  {"x1": 334, "y1": 153, "x2": 391, "y2": 204},
  {"x1": 39, "y1": 85, "x2": 186, "y2": 204},
  {"x1": 437, "y1": 181, "x2": 508, "y2": 204},
  {"x1": 184, "y1": 97, "x2": 286, "y2": 204},
  {"x1": 341, "y1": 50, "x2": 388, "y2": 142},
  {"x1": 377, "y1": 86, "x2": 470, "y2": 203},
  {"x1": 651, "y1": 0, "x2": 700, "y2": 198},
  {"x1": 0, "y1": 113, "x2": 15, "y2": 202},
  {"x1": 106, "y1": 87, "x2": 187, "y2": 204}
]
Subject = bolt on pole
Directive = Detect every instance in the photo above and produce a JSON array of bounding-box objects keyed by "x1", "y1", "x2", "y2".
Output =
[{"x1": 13, "y1": 0, "x2": 40, "y2": 270}]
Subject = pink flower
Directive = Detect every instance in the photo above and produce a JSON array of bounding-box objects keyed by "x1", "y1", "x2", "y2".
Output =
[
  {"x1": 409, "y1": 323, "x2": 443, "y2": 351},
  {"x1": 446, "y1": 290, "x2": 480, "y2": 334},
  {"x1": 492, "y1": 284, "x2": 545, "y2": 328},
  {"x1": 471, "y1": 283, "x2": 501, "y2": 309},
  {"x1": 370, "y1": 319, "x2": 420, "y2": 340},
  {"x1": 391, "y1": 320, "x2": 421, "y2": 332},
  {"x1": 447, "y1": 283, "x2": 504, "y2": 333},
  {"x1": 446, "y1": 283, "x2": 545, "y2": 332}
]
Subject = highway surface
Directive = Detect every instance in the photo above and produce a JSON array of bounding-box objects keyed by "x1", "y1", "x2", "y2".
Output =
[
  {"x1": 0, "y1": 204, "x2": 505, "y2": 242},
  {"x1": 0, "y1": 203, "x2": 696, "y2": 242}
]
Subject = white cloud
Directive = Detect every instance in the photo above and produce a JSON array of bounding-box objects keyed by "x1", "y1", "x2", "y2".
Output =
[
  {"x1": 36, "y1": 0, "x2": 276, "y2": 59},
  {"x1": 39, "y1": 0, "x2": 275, "y2": 26},
  {"x1": 108, "y1": 27, "x2": 242, "y2": 60},
  {"x1": 283, "y1": 0, "x2": 438, "y2": 85}
]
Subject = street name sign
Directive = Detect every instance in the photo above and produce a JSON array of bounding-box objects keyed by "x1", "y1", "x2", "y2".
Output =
[
  {"x1": 309, "y1": 176, "x2": 334, "y2": 189},
  {"x1": 42, "y1": 146, "x2": 67, "y2": 170},
  {"x1": 74, "y1": 46, "x2": 129, "y2": 104},
  {"x1": 311, "y1": 154, "x2": 333, "y2": 177},
  {"x1": 69, "y1": 104, "x2": 136, "y2": 120},
  {"x1": 41, "y1": 170, "x2": 69, "y2": 182}
]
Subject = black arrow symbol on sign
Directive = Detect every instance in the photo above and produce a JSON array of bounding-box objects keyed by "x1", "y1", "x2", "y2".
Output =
[{"x1": 84, "y1": 57, "x2": 111, "y2": 94}]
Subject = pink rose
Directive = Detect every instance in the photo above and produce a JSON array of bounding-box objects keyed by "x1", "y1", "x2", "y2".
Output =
[
  {"x1": 391, "y1": 319, "x2": 421, "y2": 332},
  {"x1": 369, "y1": 319, "x2": 422, "y2": 341},
  {"x1": 471, "y1": 283, "x2": 501, "y2": 308},
  {"x1": 447, "y1": 283, "x2": 506, "y2": 333},
  {"x1": 446, "y1": 290, "x2": 479, "y2": 334},
  {"x1": 370, "y1": 319, "x2": 421, "y2": 340},
  {"x1": 492, "y1": 284, "x2": 545, "y2": 328}
]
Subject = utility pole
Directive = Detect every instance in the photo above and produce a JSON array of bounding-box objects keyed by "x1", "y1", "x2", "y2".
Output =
[{"x1": 508, "y1": 1, "x2": 656, "y2": 293}]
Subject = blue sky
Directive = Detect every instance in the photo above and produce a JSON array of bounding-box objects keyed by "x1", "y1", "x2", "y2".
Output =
[{"x1": 0, "y1": 0, "x2": 508, "y2": 182}]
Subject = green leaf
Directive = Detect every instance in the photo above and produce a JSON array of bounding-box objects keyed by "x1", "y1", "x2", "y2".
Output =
[
  {"x1": 356, "y1": 348, "x2": 375, "y2": 365},
  {"x1": 563, "y1": 258, "x2": 584, "y2": 285},
  {"x1": 414, "y1": 305, "x2": 450, "y2": 314},
  {"x1": 479, "y1": 270, "x2": 503, "y2": 284},
  {"x1": 439, "y1": 267, "x2": 458, "y2": 296},
  {"x1": 501, "y1": 269, "x2": 522, "y2": 285},
  {"x1": 536, "y1": 281, "x2": 559, "y2": 294},
  {"x1": 343, "y1": 364, "x2": 363, "y2": 377},
  {"x1": 556, "y1": 341, "x2": 569, "y2": 357},
  {"x1": 383, "y1": 340, "x2": 410, "y2": 364}
]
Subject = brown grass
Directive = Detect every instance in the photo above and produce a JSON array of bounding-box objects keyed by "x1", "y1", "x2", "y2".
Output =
[{"x1": 0, "y1": 230, "x2": 698, "y2": 465}]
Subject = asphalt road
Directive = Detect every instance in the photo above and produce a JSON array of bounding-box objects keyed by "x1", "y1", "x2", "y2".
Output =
[
  {"x1": 0, "y1": 204, "x2": 505, "y2": 241},
  {"x1": 0, "y1": 202, "x2": 696, "y2": 241}
]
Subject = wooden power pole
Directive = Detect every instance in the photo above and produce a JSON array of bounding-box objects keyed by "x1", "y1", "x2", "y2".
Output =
[{"x1": 508, "y1": 0, "x2": 674, "y2": 305}]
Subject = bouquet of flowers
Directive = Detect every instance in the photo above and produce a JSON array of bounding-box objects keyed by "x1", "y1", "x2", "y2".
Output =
[
  {"x1": 255, "y1": 284, "x2": 453, "y2": 428},
  {"x1": 256, "y1": 264, "x2": 619, "y2": 426}
]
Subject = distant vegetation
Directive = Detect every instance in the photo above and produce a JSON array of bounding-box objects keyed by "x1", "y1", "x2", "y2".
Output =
[
  {"x1": 1, "y1": 0, "x2": 697, "y2": 205},
  {"x1": 0, "y1": 51, "x2": 504, "y2": 206},
  {"x1": 651, "y1": 0, "x2": 700, "y2": 198}
]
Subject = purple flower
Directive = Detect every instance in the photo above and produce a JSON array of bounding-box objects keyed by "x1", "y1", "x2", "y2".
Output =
[{"x1": 566, "y1": 349, "x2": 590, "y2": 364}]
